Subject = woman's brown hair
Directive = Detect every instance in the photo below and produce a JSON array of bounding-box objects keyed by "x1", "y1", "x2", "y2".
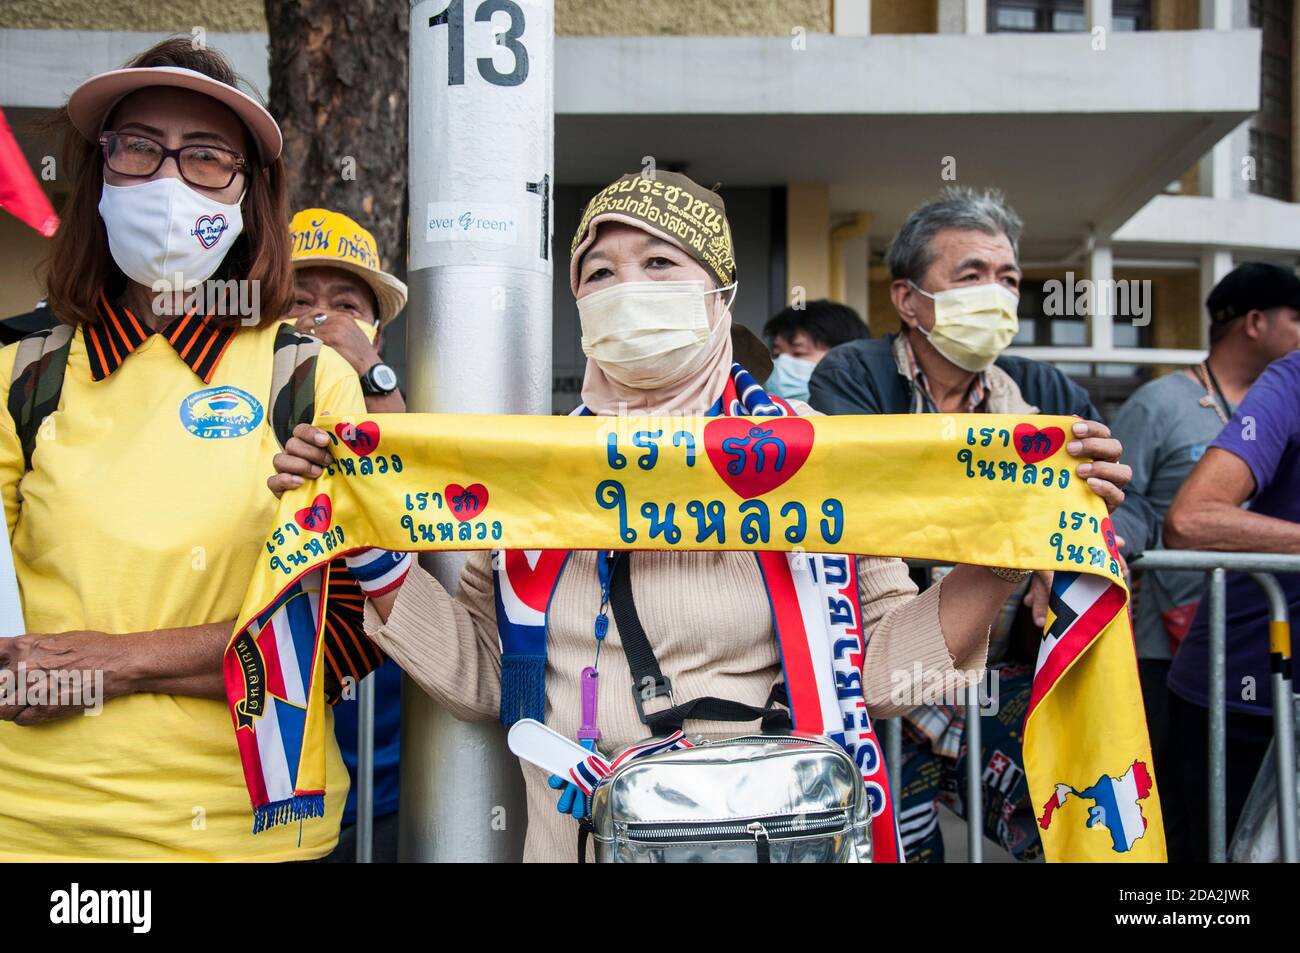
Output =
[{"x1": 41, "y1": 37, "x2": 291, "y2": 329}]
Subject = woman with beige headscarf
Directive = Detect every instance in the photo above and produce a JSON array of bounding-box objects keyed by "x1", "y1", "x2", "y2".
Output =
[{"x1": 268, "y1": 171, "x2": 1129, "y2": 862}]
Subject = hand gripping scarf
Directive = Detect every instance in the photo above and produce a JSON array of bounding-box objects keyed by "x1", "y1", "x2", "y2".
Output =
[{"x1": 229, "y1": 369, "x2": 1166, "y2": 861}]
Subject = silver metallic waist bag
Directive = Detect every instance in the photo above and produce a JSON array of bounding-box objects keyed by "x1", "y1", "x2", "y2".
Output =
[{"x1": 588, "y1": 732, "x2": 872, "y2": 863}]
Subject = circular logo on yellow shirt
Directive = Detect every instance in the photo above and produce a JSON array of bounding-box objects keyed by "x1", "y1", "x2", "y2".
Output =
[{"x1": 180, "y1": 385, "x2": 264, "y2": 439}]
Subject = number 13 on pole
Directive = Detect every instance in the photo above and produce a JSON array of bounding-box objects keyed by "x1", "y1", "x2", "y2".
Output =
[{"x1": 410, "y1": 0, "x2": 553, "y2": 275}]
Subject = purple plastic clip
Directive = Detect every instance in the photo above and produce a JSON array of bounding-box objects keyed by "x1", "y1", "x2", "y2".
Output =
[{"x1": 577, "y1": 666, "x2": 601, "y2": 743}]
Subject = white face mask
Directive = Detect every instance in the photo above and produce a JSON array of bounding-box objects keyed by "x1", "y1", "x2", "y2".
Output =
[
  {"x1": 578, "y1": 280, "x2": 735, "y2": 389},
  {"x1": 99, "y1": 177, "x2": 244, "y2": 289},
  {"x1": 909, "y1": 281, "x2": 1019, "y2": 372}
]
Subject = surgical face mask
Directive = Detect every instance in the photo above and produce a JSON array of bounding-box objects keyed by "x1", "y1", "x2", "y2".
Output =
[
  {"x1": 764, "y1": 353, "x2": 817, "y2": 402},
  {"x1": 908, "y1": 281, "x2": 1019, "y2": 372},
  {"x1": 99, "y1": 177, "x2": 244, "y2": 289},
  {"x1": 578, "y1": 279, "x2": 735, "y2": 389}
]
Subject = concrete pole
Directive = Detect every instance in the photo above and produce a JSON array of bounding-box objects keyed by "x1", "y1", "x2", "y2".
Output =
[
  {"x1": 1087, "y1": 241, "x2": 1114, "y2": 356},
  {"x1": 401, "y1": 0, "x2": 554, "y2": 862},
  {"x1": 1085, "y1": 0, "x2": 1112, "y2": 33}
]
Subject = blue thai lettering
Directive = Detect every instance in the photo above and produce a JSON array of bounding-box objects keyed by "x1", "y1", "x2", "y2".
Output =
[
  {"x1": 722, "y1": 425, "x2": 786, "y2": 475},
  {"x1": 739, "y1": 499, "x2": 770, "y2": 544},
  {"x1": 672, "y1": 430, "x2": 696, "y2": 466},
  {"x1": 632, "y1": 430, "x2": 662, "y2": 471},
  {"x1": 823, "y1": 554, "x2": 849, "y2": 586},
  {"x1": 820, "y1": 499, "x2": 845, "y2": 544},
  {"x1": 605, "y1": 433, "x2": 627, "y2": 470},
  {"x1": 780, "y1": 501, "x2": 806, "y2": 543},
  {"x1": 686, "y1": 499, "x2": 726, "y2": 544},
  {"x1": 640, "y1": 501, "x2": 682, "y2": 543},
  {"x1": 596, "y1": 479, "x2": 637, "y2": 543}
]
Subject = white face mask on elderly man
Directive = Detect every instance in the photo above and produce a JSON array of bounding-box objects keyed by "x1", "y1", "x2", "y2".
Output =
[
  {"x1": 908, "y1": 281, "x2": 1020, "y2": 373},
  {"x1": 98, "y1": 177, "x2": 245, "y2": 289},
  {"x1": 577, "y1": 279, "x2": 736, "y2": 388}
]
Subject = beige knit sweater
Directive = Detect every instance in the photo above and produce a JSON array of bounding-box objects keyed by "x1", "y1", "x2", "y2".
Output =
[{"x1": 363, "y1": 549, "x2": 986, "y2": 862}]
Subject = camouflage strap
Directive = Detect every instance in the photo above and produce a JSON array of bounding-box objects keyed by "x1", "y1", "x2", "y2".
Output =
[
  {"x1": 8, "y1": 324, "x2": 74, "y2": 473},
  {"x1": 269, "y1": 323, "x2": 322, "y2": 450}
]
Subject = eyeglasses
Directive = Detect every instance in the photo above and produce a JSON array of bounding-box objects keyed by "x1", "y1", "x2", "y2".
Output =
[{"x1": 99, "y1": 131, "x2": 248, "y2": 190}]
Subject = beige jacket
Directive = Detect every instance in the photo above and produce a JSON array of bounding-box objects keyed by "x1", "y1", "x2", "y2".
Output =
[{"x1": 364, "y1": 545, "x2": 988, "y2": 862}]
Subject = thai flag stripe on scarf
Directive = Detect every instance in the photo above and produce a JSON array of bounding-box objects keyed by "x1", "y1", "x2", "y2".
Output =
[
  {"x1": 1030, "y1": 571, "x2": 1128, "y2": 714},
  {"x1": 224, "y1": 573, "x2": 328, "y2": 832},
  {"x1": 564, "y1": 731, "x2": 696, "y2": 796},
  {"x1": 345, "y1": 548, "x2": 413, "y2": 597},
  {"x1": 494, "y1": 363, "x2": 903, "y2": 861}
]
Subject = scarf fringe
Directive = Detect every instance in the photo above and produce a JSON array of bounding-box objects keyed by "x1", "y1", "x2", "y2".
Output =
[
  {"x1": 499, "y1": 654, "x2": 546, "y2": 727},
  {"x1": 252, "y1": 794, "x2": 325, "y2": 834}
]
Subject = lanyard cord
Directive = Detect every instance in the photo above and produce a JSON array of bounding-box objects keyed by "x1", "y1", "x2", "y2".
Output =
[
  {"x1": 1195, "y1": 361, "x2": 1233, "y2": 425},
  {"x1": 592, "y1": 550, "x2": 618, "y2": 669}
]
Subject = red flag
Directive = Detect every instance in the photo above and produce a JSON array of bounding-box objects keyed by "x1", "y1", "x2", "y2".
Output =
[{"x1": 0, "y1": 107, "x2": 58, "y2": 238}]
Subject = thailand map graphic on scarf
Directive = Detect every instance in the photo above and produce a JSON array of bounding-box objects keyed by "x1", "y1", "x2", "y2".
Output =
[{"x1": 1039, "y1": 760, "x2": 1155, "y2": 853}]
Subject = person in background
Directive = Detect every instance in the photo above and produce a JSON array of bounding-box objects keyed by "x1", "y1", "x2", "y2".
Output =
[
  {"x1": 1109, "y1": 261, "x2": 1300, "y2": 859},
  {"x1": 809, "y1": 186, "x2": 1119, "y2": 862},
  {"x1": 762, "y1": 299, "x2": 869, "y2": 401},
  {"x1": 287, "y1": 207, "x2": 408, "y2": 861},
  {"x1": 1163, "y1": 347, "x2": 1300, "y2": 862},
  {"x1": 288, "y1": 208, "x2": 406, "y2": 414}
]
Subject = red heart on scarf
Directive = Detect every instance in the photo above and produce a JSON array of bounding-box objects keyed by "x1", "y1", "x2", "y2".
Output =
[
  {"x1": 294, "y1": 493, "x2": 332, "y2": 533},
  {"x1": 1101, "y1": 517, "x2": 1119, "y2": 560},
  {"x1": 446, "y1": 483, "x2": 489, "y2": 522},
  {"x1": 335, "y1": 421, "x2": 380, "y2": 457},
  {"x1": 703, "y1": 417, "x2": 814, "y2": 499},
  {"x1": 1012, "y1": 424, "x2": 1065, "y2": 464}
]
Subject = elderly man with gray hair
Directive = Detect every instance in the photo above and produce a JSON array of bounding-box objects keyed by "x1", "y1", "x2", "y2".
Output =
[{"x1": 809, "y1": 186, "x2": 1127, "y2": 862}]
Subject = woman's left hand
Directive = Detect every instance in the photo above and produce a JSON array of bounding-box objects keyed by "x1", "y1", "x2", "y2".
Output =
[
  {"x1": 0, "y1": 631, "x2": 133, "y2": 725},
  {"x1": 1068, "y1": 419, "x2": 1129, "y2": 513}
]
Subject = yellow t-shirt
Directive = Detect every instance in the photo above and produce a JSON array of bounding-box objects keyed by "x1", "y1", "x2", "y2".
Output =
[{"x1": 0, "y1": 317, "x2": 363, "y2": 861}]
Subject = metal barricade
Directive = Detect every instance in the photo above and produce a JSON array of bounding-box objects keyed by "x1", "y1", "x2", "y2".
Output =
[
  {"x1": 1129, "y1": 550, "x2": 1299, "y2": 864},
  {"x1": 890, "y1": 551, "x2": 1298, "y2": 864},
  {"x1": 348, "y1": 552, "x2": 1296, "y2": 863}
]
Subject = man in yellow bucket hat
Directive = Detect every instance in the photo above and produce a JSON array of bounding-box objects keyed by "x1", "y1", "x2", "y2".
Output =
[
  {"x1": 288, "y1": 208, "x2": 408, "y2": 412},
  {"x1": 287, "y1": 208, "x2": 408, "y2": 863}
]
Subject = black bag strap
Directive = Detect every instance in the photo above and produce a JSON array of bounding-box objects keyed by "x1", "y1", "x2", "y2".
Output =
[{"x1": 608, "y1": 551, "x2": 791, "y2": 736}]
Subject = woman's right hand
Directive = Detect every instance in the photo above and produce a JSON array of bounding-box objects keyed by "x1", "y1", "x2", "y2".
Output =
[{"x1": 268, "y1": 423, "x2": 334, "y2": 497}]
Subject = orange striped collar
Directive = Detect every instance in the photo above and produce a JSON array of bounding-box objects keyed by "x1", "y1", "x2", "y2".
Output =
[{"x1": 84, "y1": 290, "x2": 237, "y2": 383}]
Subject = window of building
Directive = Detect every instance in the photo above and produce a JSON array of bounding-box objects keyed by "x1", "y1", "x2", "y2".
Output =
[
  {"x1": 1249, "y1": 0, "x2": 1294, "y2": 201},
  {"x1": 989, "y1": 0, "x2": 1150, "y2": 33},
  {"x1": 1014, "y1": 280, "x2": 1153, "y2": 416}
]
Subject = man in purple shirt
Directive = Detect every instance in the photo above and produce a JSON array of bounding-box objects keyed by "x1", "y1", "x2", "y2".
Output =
[{"x1": 1164, "y1": 349, "x2": 1300, "y2": 861}]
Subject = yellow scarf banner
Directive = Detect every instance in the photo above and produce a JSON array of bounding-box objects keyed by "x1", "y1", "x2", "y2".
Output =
[{"x1": 232, "y1": 411, "x2": 1166, "y2": 861}]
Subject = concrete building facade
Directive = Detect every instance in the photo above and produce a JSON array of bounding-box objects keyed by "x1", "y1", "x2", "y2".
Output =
[{"x1": 0, "y1": 0, "x2": 1293, "y2": 415}]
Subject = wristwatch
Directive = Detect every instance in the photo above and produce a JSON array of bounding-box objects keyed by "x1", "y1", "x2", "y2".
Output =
[{"x1": 360, "y1": 362, "x2": 399, "y2": 396}]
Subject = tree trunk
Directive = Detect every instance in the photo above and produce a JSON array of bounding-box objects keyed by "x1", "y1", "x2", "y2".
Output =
[{"x1": 264, "y1": 0, "x2": 409, "y2": 278}]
